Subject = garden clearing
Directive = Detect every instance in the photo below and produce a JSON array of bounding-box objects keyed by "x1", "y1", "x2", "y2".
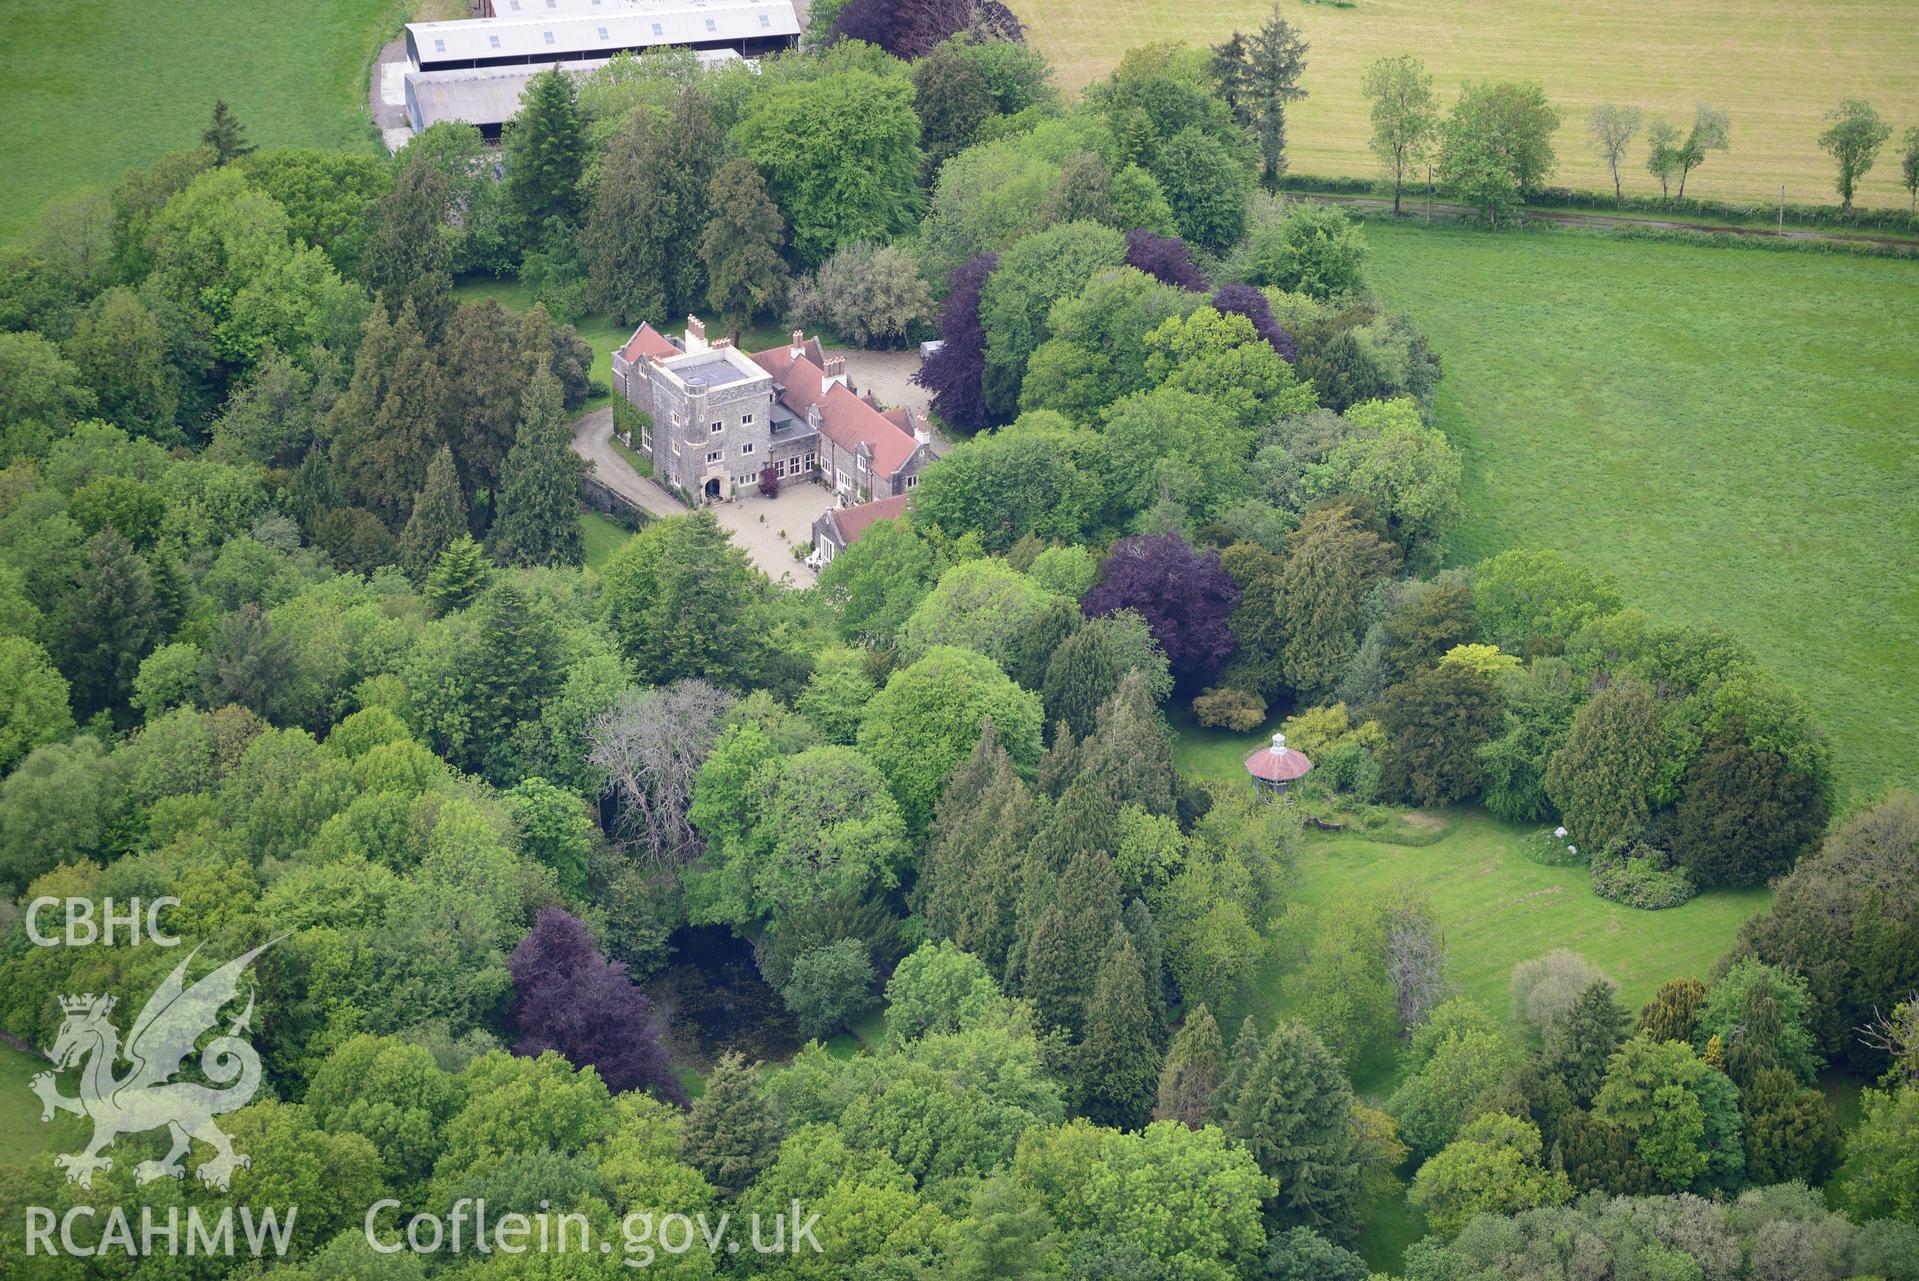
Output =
[
  {"x1": 0, "y1": 0, "x2": 399, "y2": 240},
  {"x1": 1011, "y1": 0, "x2": 1919, "y2": 208},
  {"x1": 1357, "y1": 221, "x2": 1918, "y2": 805}
]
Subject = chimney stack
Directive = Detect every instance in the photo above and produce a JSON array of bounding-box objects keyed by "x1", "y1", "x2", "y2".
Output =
[
  {"x1": 790, "y1": 329, "x2": 805, "y2": 360},
  {"x1": 685, "y1": 314, "x2": 708, "y2": 353},
  {"x1": 712, "y1": 336, "x2": 735, "y2": 350},
  {"x1": 823, "y1": 355, "x2": 848, "y2": 385}
]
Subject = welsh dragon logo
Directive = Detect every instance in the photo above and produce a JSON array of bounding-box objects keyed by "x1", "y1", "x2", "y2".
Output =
[{"x1": 29, "y1": 940, "x2": 278, "y2": 1192}]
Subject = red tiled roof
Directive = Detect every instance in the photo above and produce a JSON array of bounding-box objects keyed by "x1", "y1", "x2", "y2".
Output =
[
  {"x1": 619, "y1": 323, "x2": 677, "y2": 364},
  {"x1": 1245, "y1": 744, "x2": 1314, "y2": 782},
  {"x1": 828, "y1": 494, "x2": 912, "y2": 546},
  {"x1": 749, "y1": 343, "x2": 922, "y2": 481}
]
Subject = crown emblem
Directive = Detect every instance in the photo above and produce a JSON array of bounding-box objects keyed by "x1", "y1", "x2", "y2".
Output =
[{"x1": 59, "y1": 993, "x2": 114, "y2": 1016}]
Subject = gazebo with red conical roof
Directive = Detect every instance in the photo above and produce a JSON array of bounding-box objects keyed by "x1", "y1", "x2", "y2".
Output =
[{"x1": 1245, "y1": 731, "x2": 1313, "y2": 803}]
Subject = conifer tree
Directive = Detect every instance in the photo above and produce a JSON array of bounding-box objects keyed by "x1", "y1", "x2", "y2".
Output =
[
  {"x1": 424, "y1": 536, "x2": 492, "y2": 618},
  {"x1": 438, "y1": 301, "x2": 526, "y2": 515},
  {"x1": 467, "y1": 580, "x2": 561, "y2": 780},
  {"x1": 1740, "y1": 1065, "x2": 1840, "y2": 1186},
  {"x1": 1081, "y1": 934, "x2": 1161, "y2": 1129},
  {"x1": 1035, "y1": 721, "x2": 1084, "y2": 798},
  {"x1": 1123, "y1": 897, "x2": 1167, "y2": 1041},
  {"x1": 325, "y1": 300, "x2": 448, "y2": 526},
  {"x1": 56, "y1": 528, "x2": 162, "y2": 717},
  {"x1": 677, "y1": 1052, "x2": 779, "y2": 1197},
  {"x1": 400, "y1": 446, "x2": 469, "y2": 584},
  {"x1": 1156, "y1": 1004, "x2": 1224, "y2": 1127},
  {"x1": 1211, "y1": 1016, "x2": 1264, "y2": 1123},
  {"x1": 1081, "y1": 672, "x2": 1178, "y2": 818},
  {"x1": 944, "y1": 1175, "x2": 1061, "y2": 1281},
  {"x1": 202, "y1": 99, "x2": 255, "y2": 166},
  {"x1": 504, "y1": 69, "x2": 589, "y2": 238},
  {"x1": 362, "y1": 153, "x2": 454, "y2": 338},
  {"x1": 1226, "y1": 1019, "x2": 1360, "y2": 1234},
  {"x1": 583, "y1": 88, "x2": 716, "y2": 326},
  {"x1": 1544, "y1": 979, "x2": 1629, "y2": 1106},
  {"x1": 1638, "y1": 977, "x2": 1707, "y2": 1045},
  {"x1": 922, "y1": 724, "x2": 1040, "y2": 974},
  {"x1": 1020, "y1": 904, "x2": 1078, "y2": 1035},
  {"x1": 489, "y1": 363, "x2": 585, "y2": 569},
  {"x1": 701, "y1": 158, "x2": 788, "y2": 326}
]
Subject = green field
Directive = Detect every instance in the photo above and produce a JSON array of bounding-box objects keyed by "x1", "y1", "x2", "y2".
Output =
[
  {"x1": 0, "y1": 1043, "x2": 53, "y2": 1165},
  {"x1": 1357, "y1": 221, "x2": 1919, "y2": 805},
  {"x1": 1172, "y1": 712, "x2": 1772, "y2": 1067},
  {"x1": 0, "y1": 0, "x2": 399, "y2": 240},
  {"x1": 1012, "y1": 0, "x2": 1919, "y2": 208}
]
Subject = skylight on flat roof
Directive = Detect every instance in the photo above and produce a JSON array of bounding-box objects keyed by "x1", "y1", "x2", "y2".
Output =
[
  {"x1": 433, "y1": 37, "x2": 446, "y2": 51},
  {"x1": 651, "y1": 21, "x2": 663, "y2": 33},
  {"x1": 543, "y1": 29, "x2": 556, "y2": 43},
  {"x1": 489, "y1": 33, "x2": 501, "y2": 46},
  {"x1": 705, "y1": 17, "x2": 717, "y2": 29},
  {"x1": 597, "y1": 25, "x2": 608, "y2": 37},
  {"x1": 759, "y1": 12, "x2": 770, "y2": 24}
]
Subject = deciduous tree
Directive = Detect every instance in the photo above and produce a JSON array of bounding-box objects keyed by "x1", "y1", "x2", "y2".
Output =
[
  {"x1": 1586, "y1": 103, "x2": 1643, "y2": 203},
  {"x1": 1363, "y1": 55, "x2": 1438, "y2": 214},
  {"x1": 1819, "y1": 98, "x2": 1890, "y2": 215}
]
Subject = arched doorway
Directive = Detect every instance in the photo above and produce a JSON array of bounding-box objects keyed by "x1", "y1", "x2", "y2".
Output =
[{"x1": 704, "y1": 477, "x2": 722, "y2": 502}]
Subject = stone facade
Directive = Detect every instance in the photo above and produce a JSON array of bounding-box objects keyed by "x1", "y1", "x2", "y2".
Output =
[{"x1": 612, "y1": 316, "x2": 933, "y2": 508}]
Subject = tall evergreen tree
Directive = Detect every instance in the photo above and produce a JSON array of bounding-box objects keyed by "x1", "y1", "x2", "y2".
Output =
[
  {"x1": 362, "y1": 153, "x2": 454, "y2": 339},
  {"x1": 1123, "y1": 897, "x2": 1167, "y2": 1040},
  {"x1": 1543, "y1": 979, "x2": 1629, "y2": 1106},
  {"x1": 325, "y1": 300, "x2": 448, "y2": 526},
  {"x1": 1212, "y1": 6, "x2": 1309, "y2": 184},
  {"x1": 600, "y1": 511, "x2": 763, "y2": 688},
  {"x1": 1211, "y1": 1016, "x2": 1263, "y2": 1123},
  {"x1": 1080, "y1": 673, "x2": 1178, "y2": 818},
  {"x1": 1156, "y1": 1004, "x2": 1224, "y2": 1128},
  {"x1": 437, "y1": 300, "x2": 526, "y2": 519},
  {"x1": 1638, "y1": 977, "x2": 1707, "y2": 1045},
  {"x1": 489, "y1": 363, "x2": 585, "y2": 569},
  {"x1": 1740, "y1": 1065, "x2": 1840, "y2": 1186},
  {"x1": 467, "y1": 580, "x2": 561, "y2": 780},
  {"x1": 1019, "y1": 904, "x2": 1078, "y2": 1036},
  {"x1": 400, "y1": 446, "x2": 469, "y2": 584},
  {"x1": 1081, "y1": 934, "x2": 1161, "y2": 1129},
  {"x1": 424, "y1": 535, "x2": 492, "y2": 618},
  {"x1": 504, "y1": 69, "x2": 589, "y2": 241},
  {"x1": 921, "y1": 724, "x2": 1041, "y2": 974},
  {"x1": 583, "y1": 88, "x2": 715, "y2": 325},
  {"x1": 202, "y1": 99, "x2": 255, "y2": 165},
  {"x1": 203, "y1": 603, "x2": 295, "y2": 723},
  {"x1": 701, "y1": 158, "x2": 788, "y2": 326},
  {"x1": 56, "y1": 528, "x2": 161, "y2": 717},
  {"x1": 1227, "y1": 1019, "x2": 1360, "y2": 1235},
  {"x1": 677, "y1": 1052, "x2": 779, "y2": 1197}
]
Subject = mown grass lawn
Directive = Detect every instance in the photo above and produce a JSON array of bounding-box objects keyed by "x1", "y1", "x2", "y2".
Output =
[
  {"x1": 1010, "y1": 0, "x2": 1919, "y2": 208},
  {"x1": 0, "y1": 1043, "x2": 53, "y2": 1165},
  {"x1": 0, "y1": 0, "x2": 397, "y2": 240},
  {"x1": 580, "y1": 511, "x2": 634, "y2": 571},
  {"x1": 1362, "y1": 221, "x2": 1919, "y2": 806}
]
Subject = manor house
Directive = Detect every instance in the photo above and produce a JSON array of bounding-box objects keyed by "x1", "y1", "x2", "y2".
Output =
[{"x1": 611, "y1": 317, "x2": 935, "y2": 507}]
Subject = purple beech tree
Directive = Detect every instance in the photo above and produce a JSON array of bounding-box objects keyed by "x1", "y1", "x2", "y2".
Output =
[
  {"x1": 1120, "y1": 230, "x2": 1205, "y2": 293},
  {"x1": 1083, "y1": 534, "x2": 1241, "y2": 687},
  {"x1": 1124, "y1": 229, "x2": 1211, "y2": 292},
  {"x1": 1210, "y1": 284, "x2": 1298, "y2": 363},
  {"x1": 830, "y1": 0, "x2": 1023, "y2": 59},
  {"x1": 914, "y1": 252, "x2": 997, "y2": 434},
  {"x1": 508, "y1": 906, "x2": 685, "y2": 1103}
]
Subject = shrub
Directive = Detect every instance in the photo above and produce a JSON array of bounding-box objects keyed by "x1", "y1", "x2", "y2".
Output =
[
  {"x1": 780, "y1": 938, "x2": 878, "y2": 1038},
  {"x1": 1589, "y1": 838, "x2": 1698, "y2": 910},
  {"x1": 758, "y1": 464, "x2": 780, "y2": 498},
  {"x1": 1316, "y1": 739, "x2": 1381, "y2": 802},
  {"x1": 1193, "y1": 686, "x2": 1267, "y2": 731},
  {"x1": 1519, "y1": 827, "x2": 1585, "y2": 867}
]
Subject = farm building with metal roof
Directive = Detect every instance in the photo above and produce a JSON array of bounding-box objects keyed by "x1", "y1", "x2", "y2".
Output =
[{"x1": 400, "y1": 0, "x2": 795, "y2": 136}]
